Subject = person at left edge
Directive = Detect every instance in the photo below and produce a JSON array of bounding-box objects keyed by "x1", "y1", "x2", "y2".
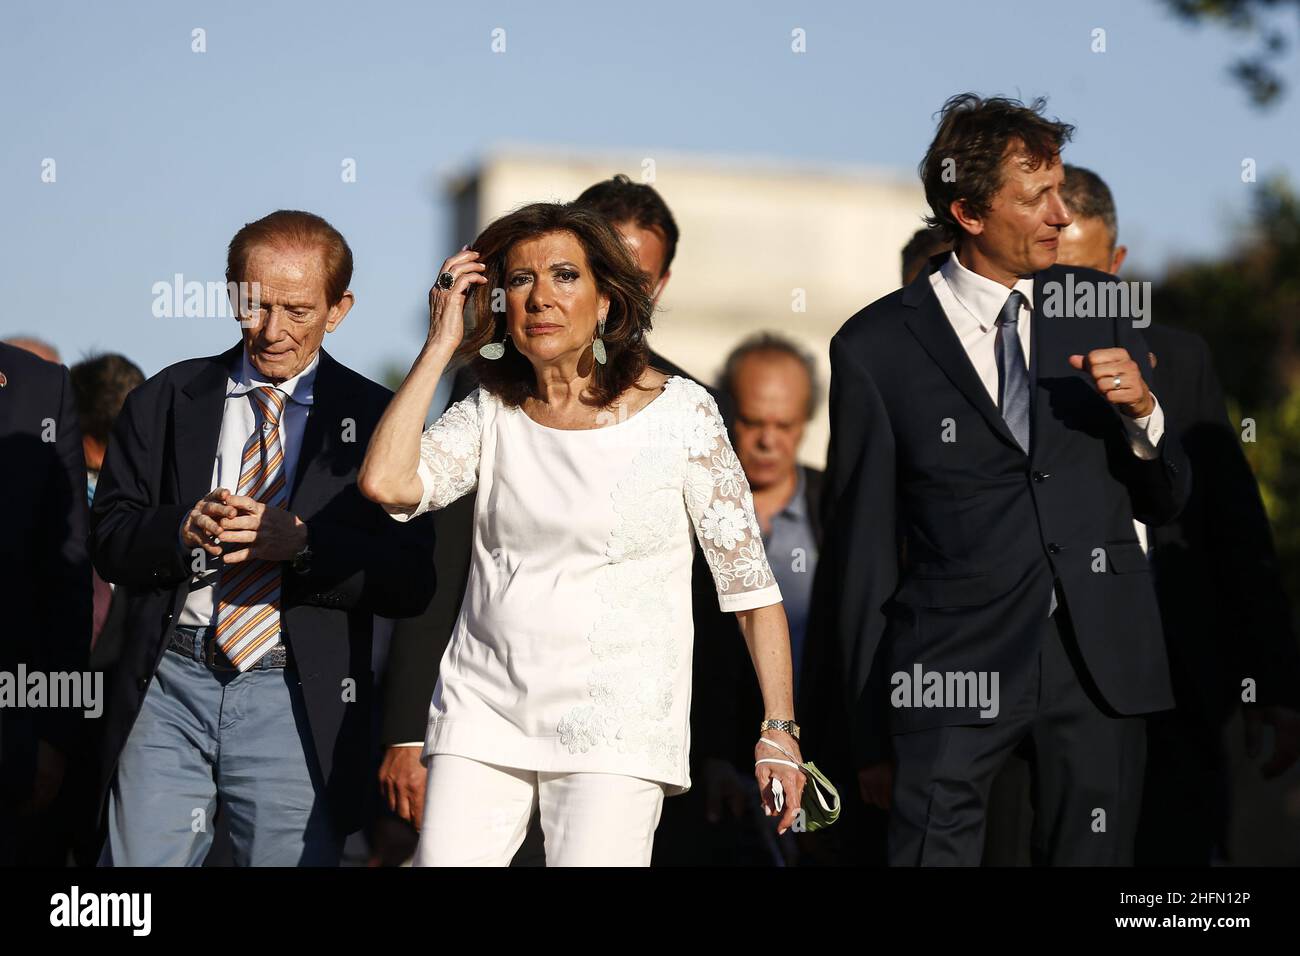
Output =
[
  {"x1": 90, "y1": 210, "x2": 436, "y2": 866},
  {"x1": 0, "y1": 342, "x2": 92, "y2": 866}
]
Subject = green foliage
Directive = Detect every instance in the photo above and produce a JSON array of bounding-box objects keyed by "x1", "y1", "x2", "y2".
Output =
[
  {"x1": 379, "y1": 362, "x2": 408, "y2": 393},
  {"x1": 1162, "y1": 0, "x2": 1298, "y2": 106}
]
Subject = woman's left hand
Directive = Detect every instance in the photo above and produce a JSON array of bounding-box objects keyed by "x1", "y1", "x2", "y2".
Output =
[{"x1": 755, "y1": 730, "x2": 805, "y2": 835}]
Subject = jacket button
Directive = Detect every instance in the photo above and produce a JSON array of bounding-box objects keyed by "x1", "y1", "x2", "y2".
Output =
[
  {"x1": 1032, "y1": 471, "x2": 1051, "y2": 482},
  {"x1": 137, "y1": 676, "x2": 149, "y2": 691},
  {"x1": 1047, "y1": 543, "x2": 1061, "y2": 555}
]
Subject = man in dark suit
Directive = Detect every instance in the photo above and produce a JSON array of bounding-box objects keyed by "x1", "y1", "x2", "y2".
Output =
[
  {"x1": 91, "y1": 210, "x2": 435, "y2": 865},
  {"x1": 1054, "y1": 165, "x2": 1300, "y2": 864},
  {"x1": 819, "y1": 94, "x2": 1190, "y2": 865},
  {"x1": 378, "y1": 177, "x2": 727, "y2": 865},
  {"x1": 48, "y1": 353, "x2": 146, "y2": 867},
  {"x1": 0, "y1": 342, "x2": 93, "y2": 866}
]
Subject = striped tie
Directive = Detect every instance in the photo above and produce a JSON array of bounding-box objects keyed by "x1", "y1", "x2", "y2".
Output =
[{"x1": 214, "y1": 386, "x2": 288, "y2": 670}]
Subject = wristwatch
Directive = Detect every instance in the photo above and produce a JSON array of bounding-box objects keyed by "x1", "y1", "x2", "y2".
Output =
[
  {"x1": 290, "y1": 524, "x2": 312, "y2": 574},
  {"x1": 759, "y1": 718, "x2": 800, "y2": 740}
]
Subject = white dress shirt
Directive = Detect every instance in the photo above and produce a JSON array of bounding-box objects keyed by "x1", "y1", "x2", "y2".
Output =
[
  {"x1": 929, "y1": 252, "x2": 1163, "y2": 554},
  {"x1": 177, "y1": 348, "x2": 319, "y2": 627}
]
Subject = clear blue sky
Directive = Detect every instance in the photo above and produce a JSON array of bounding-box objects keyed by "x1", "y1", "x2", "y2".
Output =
[{"x1": 3, "y1": 0, "x2": 1296, "y2": 381}]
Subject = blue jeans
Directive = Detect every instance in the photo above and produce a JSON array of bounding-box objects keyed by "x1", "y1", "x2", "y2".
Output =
[{"x1": 100, "y1": 629, "x2": 341, "y2": 866}]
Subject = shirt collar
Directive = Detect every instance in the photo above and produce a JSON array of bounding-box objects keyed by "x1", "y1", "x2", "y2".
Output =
[
  {"x1": 938, "y1": 251, "x2": 1035, "y2": 334},
  {"x1": 229, "y1": 347, "x2": 319, "y2": 405},
  {"x1": 774, "y1": 465, "x2": 808, "y2": 521}
]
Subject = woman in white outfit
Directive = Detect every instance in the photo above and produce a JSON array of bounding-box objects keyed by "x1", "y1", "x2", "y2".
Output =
[{"x1": 360, "y1": 202, "x2": 804, "y2": 866}]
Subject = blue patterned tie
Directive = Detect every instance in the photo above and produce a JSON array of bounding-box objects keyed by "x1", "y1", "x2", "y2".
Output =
[{"x1": 995, "y1": 291, "x2": 1031, "y2": 454}]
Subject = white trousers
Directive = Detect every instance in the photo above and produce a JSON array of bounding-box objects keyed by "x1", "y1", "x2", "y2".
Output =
[{"x1": 414, "y1": 754, "x2": 666, "y2": 866}]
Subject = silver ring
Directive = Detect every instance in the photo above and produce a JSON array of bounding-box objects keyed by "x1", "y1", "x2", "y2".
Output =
[
  {"x1": 437, "y1": 271, "x2": 455, "y2": 291},
  {"x1": 1111, "y1": 375, "x2": 1122, "y2": 389}
]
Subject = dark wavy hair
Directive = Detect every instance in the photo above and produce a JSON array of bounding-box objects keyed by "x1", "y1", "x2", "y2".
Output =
[
  {"x1": 69, "y1": 352, "x2": 145, "y2": 445},
  {"x1": 919, "y1": 93, "x2": 1075, "y2": 245},
  {"x1": 573, "y1": 174, "x2": 680, "y2": 275},
  {"x1": 454, "y1": 202, "x2": 655, "y2": 410}
]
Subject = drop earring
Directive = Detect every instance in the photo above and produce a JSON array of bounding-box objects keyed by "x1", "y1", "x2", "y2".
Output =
[
  {"x1": 480, "y1": 329, "x2": 509, "y2": 360},
  {"x1": 592, "y1": 316, "x2": 607, "y2": 366}
]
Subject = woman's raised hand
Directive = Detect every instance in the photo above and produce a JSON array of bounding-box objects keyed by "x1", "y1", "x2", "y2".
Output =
[{"x1": 427, "y1": 248, "x2": 488, "y2": 353}]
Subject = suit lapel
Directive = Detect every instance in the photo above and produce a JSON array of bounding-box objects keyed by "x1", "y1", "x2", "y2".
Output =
[
  {"x1": 175, "y1": 343, "x2": 240, "y2": 505},
  {"x1": 1029, "y1": 271, "x2": 1045, "y2": 461},
  {"x1": 289, "y1": 348, "x2": 353, "y2": 512},
  {"x1": 1030, "y1": 267, "x2": 1069, "y2": 465},
  {"x1": 902, "y1": 266, "x2": 1023, "y2": 454}
]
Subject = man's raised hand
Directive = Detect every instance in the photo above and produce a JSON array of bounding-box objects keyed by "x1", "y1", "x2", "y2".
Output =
[{"x1": 1068, "y1": 347, "x2": 1155, "y2": 419}]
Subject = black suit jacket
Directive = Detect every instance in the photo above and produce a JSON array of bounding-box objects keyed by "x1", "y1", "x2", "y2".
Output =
[
  {"x1": 380, "y1": 348, "x2": 731, "y2": 745},
  {"x1": 90, "y1": 343, "x2": 436, "y2": 835},
  {"x1": 0, "y1": 344, "x2": 92, "y2": 777},
  {"x1": 1143, "y1": 323, "x2": 1300, "y2": 721},
  {"x1": 816, "y1": 259, "x2": 1190, "y2": 754},
  {"x1": 692, "y1": 466, "x2": 824, "y2": 769}
]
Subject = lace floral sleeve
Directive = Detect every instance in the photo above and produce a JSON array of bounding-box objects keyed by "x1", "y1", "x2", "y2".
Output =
[
  {"x1": 386, "y1": 388, "x2": 483, "y2": 522},
  {"x1": 680, "y1": 384, "x2": 784, "y2": 613}
]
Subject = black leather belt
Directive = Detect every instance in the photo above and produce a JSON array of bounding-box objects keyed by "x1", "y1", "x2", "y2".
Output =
[{"x1": 168, "y1": 624, "x2": 289, "y2": 671}]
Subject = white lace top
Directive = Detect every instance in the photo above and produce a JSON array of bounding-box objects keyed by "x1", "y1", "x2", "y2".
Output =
[{"x1": 388, "y1": 375, "x2": 783, "y2": 794}]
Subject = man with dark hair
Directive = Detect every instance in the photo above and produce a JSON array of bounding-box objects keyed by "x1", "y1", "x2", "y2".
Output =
[
  {"x1": 819, "y1": 93, "x2": 1189, "y2": 865},
  {"x1": 573, "y1": 177, "x2": 735, "y2": 421},
  {"x1": 70, "y1": 354, "x2": 145, "y2": 508},
  {"x1": 918, "y1": 94, "x2": 1077, "y2": 246},
  {"x1": 572, "y1": 174, "x2": 679, "y2": 299},
  {"x1": 91, "y1": 210, "x2": 435, "y2": 865},
  {"x1": 1056, "y1": 164, "x2": 1300, "y2": 865}
]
